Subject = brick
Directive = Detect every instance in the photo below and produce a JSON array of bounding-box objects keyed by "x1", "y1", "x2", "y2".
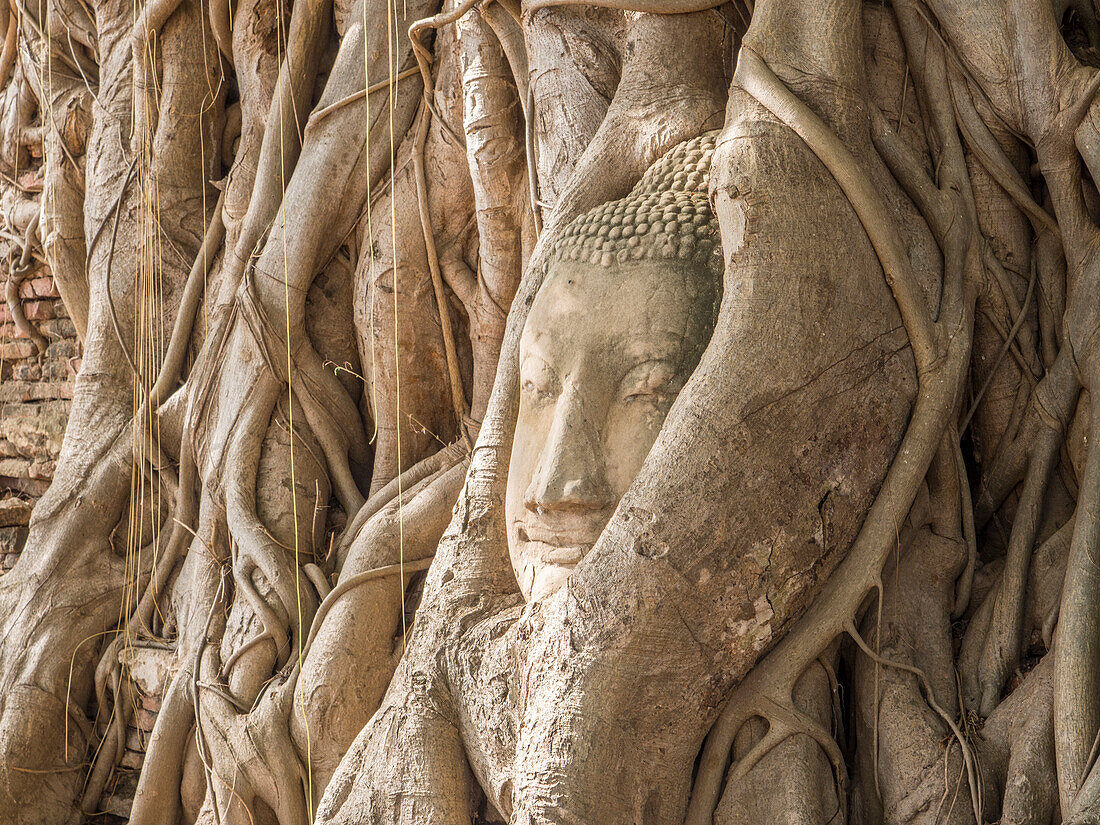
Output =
[
  {"x1": 27, "y1": 460, "x2": 55, "y2": 480},
  {"x1": 0, "y1": 304, "x2": 11, "y2": 323},
  {"x1": 103, "y1": 769, "x2": 136, "y2": 819},
  {"x1": 15, "y1": 279, "x2": 47, "y2": 300},
  {"x1": 40, "y1": 359, "x2": 72, "y2": 381},
  {"x1": 125, "y1": 725, "x2": 146, "y2": 753},
  {"x1": 0, "y1": 382, "x2": 30, "y2": 402},
  {"x1": 136, "y1": 707, "x2": 158, "y2": 731},
  {"x1": 0, "y1": 339, "x2": 36, "y2": 359},
  {"x1": 39, "y1": 318, "x2": 76, "y2": 339},
  {"x1": 11, "y1": 361, "x2": 40, "y2": 380},
  {"x1": 0, "y1": 381, "x2": 71, "y2": 402},
  {"x1": 1, "y1": 399, "x2": 69, "y2": 459},
  {"x1": 0, "y1": 498, "x2": 32, "y2": 527},
  {"x1": 0, "y1": 458, "x2": 31, "y2": 480},
  {"x1": 141, "y1": 693, "x2": 162, "y2": 713},
  {"x1": 6, "y1": 478, "x2": 48, "y2": 497},
  {"x1": 22, "y1": 300, "x2": 54, "y2": 321},
  {"x1": 46, "y1": 339, "x2": 78, "y2": 359},
  {"x1": 119, "y1": 749, "x2": 144, "y2": 770},
  {"x1": 30, "y1": 278, "x2": 59, "y2": 299},
  {"x1": 0, "y1": 441, "x2": 19, "y2": 457}
]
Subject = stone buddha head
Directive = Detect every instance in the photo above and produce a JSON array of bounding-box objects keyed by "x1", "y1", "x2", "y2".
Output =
[{"x1": 506, "y1": 133, "x2": 723, "y2": 601}]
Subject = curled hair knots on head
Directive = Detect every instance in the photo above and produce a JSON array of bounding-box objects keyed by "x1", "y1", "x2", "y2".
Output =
[{"x1": 545, "y1": 131, "x2": 723, "y2": 272}]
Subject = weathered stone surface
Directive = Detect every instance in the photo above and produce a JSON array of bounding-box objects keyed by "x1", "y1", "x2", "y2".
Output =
[{"x1": 118, "y1": 645, "x2": 178, "y2": 698}]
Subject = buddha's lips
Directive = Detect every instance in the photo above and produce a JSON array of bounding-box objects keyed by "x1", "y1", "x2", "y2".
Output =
[{"x1": 515, "y1": 523, "x2": 600, "y2": 566}]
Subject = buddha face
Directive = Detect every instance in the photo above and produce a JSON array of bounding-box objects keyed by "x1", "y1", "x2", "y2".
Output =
[{"x1": 506, "y1": 257, "x2": 719, "y2": 601}]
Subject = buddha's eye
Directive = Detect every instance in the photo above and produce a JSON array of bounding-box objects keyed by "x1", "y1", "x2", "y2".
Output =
[
  {"x1": 520, "y1": 357, "x2": 559, "y2": 401},
  {"x1": 621, "y1": 360, "x2": 681, "y2": 402}
]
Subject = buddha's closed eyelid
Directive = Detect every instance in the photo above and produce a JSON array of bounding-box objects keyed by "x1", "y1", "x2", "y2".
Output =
[{"x1": 619, "y1": 359, "x2": 682, "y2": 399}]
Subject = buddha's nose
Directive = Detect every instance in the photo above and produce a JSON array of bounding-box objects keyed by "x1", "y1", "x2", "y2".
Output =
[{"x1": 525, "y1": 388, "x2": 613, "y2": 514}]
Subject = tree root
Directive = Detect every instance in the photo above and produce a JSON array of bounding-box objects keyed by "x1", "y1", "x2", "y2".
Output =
[
  {"x1": 4, "y1": 211, "x2": 46, "y2": 354},
  {"x1": 686, "y1": 41, "x2": 976, "y2": 825}
]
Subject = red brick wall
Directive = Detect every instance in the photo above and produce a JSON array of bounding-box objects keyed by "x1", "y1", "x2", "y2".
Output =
[{"x1": 0, "y1": 235, "x2": 79, "y2": 570}]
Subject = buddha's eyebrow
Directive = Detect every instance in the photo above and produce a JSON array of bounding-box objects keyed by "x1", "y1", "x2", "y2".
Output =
[
  {"x1": 518, "y1": 344, "x2": 558, "y2": 375},
  {"x1": 622, "y1": 334, "x2": 686, "y2": 363}
]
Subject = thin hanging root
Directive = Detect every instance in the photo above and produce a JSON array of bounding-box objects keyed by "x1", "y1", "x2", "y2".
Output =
[
  {"x1": 221, "y1": 630, "x2": 276, "y2": 681},
  {"x1": 972, "y1": 344, "x2": 1080, "y2": 529},
  {"x1": 949, "y1": 73, "x2": 1060, "y2": 239},
  {"x1": 738, "y1": 46, "x2": 939, "y2": 368},
  {"x1": 214, "y1": 0, "x2": 333, "y2": 316},
  {"x1": 302, "y1": 563, "x2": 331, "y2": 599},
  {"x1": 526, "y1": 82, "x2": 541, "y2": 237},
  {"x1": 760, "y1": 698, "x2": 850, "y2": 825},
  {"x1": 103, "y1": 157, "x2": 143, "y2": 378},
  {"x1": 685, "y1": 46, "x2": 974, "y2": 825},
  {"x1": 981, "y1": 245, "x2": 1041, "y2": 381},
  {"x1": 473, "y1": 0, "x2": 538, "y2": 235},
  {"x1": 234, "y1": 272, "x2": 366, "y2": 513},
  {"x1": 845, "y1": 621, "x2": 983, "y2": 823},
  {"x1": 128, "y1": 573, "x2": 222, "y2": 825},
  {"x1": 92, "y1": 381, "x2": 201, "y2": 722},
  {"x1": 700, "y1": 692, "x2": 849, "y2": 824}
]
